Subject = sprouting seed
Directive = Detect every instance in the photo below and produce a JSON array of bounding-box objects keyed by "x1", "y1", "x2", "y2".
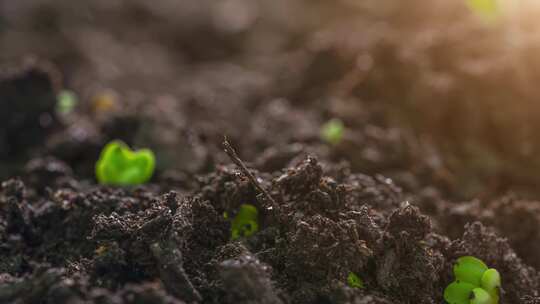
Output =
[
  {"x1": 320, "y1": 119, "x2": 345, "y2": 145},
  {"x1": 466, "y1": 0, "x2": 500, "y2": 23},
  {"x1": 230, "y1": 204, "x2": 259, "y2": 240},
  {"x1": 347, "y1": 272, "x2": 364, "y2": 289},
  {"x1": 56, "y1": 90, "x2": 78, "y2": 115},
  {"x1": 444, "y1": 256, "x2": 500, "y2": 304},
  {"x1": 95, "y1": 140, "x2": 156, "y2": 186}
]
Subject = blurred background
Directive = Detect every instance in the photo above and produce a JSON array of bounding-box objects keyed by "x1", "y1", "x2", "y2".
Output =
[{"x1": 2, "y1": 0, "x2": 540, "y2": 200}]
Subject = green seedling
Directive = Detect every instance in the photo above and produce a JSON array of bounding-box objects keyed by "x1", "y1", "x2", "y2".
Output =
[
  {"x1": 466, "y1": 0, "x2": 500, "y2": 23},
  {"x1": 444, "y1": 256, "x2": 501, "y2": 304},
  {"x1": 56, "y1": 90, "x2": 78, "y2": 115},
  {"x1": 320, "y1": 119, "x2": 345, "y2": 145},
  {"x1": 96, "y1": 140, "x2": 155, "y2": 186},
  {"x1": 230, "y1": 204, "x2": 259, "y2": 240},
  {"x1": 347, "y1": 272, "x2": 364, "y2": 289}
]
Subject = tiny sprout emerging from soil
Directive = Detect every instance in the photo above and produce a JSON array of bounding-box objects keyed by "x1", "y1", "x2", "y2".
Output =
[
  {"x1": 347, "y1": 272, "x2": 364, "y2": 289},
  {"x1": 92, "y1": 90, "x2": 118, "y2": 113},
  {"x1": 320, "y1": 119, "x2": 345, "y2": 145},
  {"x1": 466, "y1": 0, "x2": 499, "y2": 23},
  {"x1": 95, "y1": 140, "x2": 155, "y2": 186},
  {"x1": 230, "y1": 204, "x2": 259, "y2": 240},
  {"x1": 444, "y1": 256, "x2": 501, "y2": 304},
  {"x1": 56, "y1": 90, "x2": 78, "y2": 115}
]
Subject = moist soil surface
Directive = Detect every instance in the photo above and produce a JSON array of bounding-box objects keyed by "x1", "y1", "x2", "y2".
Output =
[{"x1": 2, "y1": 1, "x2": 540, "y2": 303}]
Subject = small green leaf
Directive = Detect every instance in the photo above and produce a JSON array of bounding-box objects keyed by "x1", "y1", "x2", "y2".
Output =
[
  {"x1": 470, "y1": 288, "x2": 492, "y2": 304},
  {"x1": 57, "y1": 90, "x2": 78, "y2": 115},
  {"x1": 481, "y1": 268, "x2": 501, "y2": 293},
  {"x1": 96, "y1": 140, "x2": 156, "y2": 186},
  {"x1": 320, "y1": 119, "x2": 345, "y2": 145},
  {"x1": 445, "y1": 257, "x2": 500, "y2": 304},
  {"x1": 231, "y1": 204, "x2": 259, "y2": 240},
  {"x1": 466, "y1": 0, "x2": 499, "y2": 23},
  {"x1": 453, "y1": 256, "x2": 488, "y2": 286},
  {"x1": 444, "y1": 281, "x2": 476, "y2": 304},
  {"x1": 347, "y1": 272, "x2": 364, "y2": 288}
]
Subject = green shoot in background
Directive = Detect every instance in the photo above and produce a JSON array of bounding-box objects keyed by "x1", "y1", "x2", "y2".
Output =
[
  {"x1": 56, "y1": 90, "x2": 78, "y2": 115},
  {"x1": 444, "y1": 256, "x2": 501, "y2": 304},
  {"x1": 466, "y1": 0, "x2": 500, "y2": 23},
  {"x1": 230, "y1": 204, "x2": 259, "y2": 240},
  {"x1": 347, "y1": 272, "x2": 364, "y2": 289},
  {"x1": 320, "y1": 119, "x2": 345, "y2": 145},
  {"x1": 96, "y1": 140, "x2": 156, "y2": 186}
]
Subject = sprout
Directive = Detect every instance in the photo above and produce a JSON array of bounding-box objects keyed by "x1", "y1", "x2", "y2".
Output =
[
  {"x1": 470, "y1": 288, "x2": 492, "y2": 304},
  {"x1": 56, "y1": 90, "x2": 78, "y2": 115},
  {"x1": 347, "y1": 272, "x2": 364, "y2": 289},
  {"x1": 92, "y1": 90, "x2": 118, "y2": 113},
  {"x1": 453, "y1": 256, "x2": 488, "y2": 286},
  {"x1": 95, "y1": 140, "x2": 156, "y2": 186},
  {"x1": 481, "y1": 269, "x2": 501, "y2": 292},
  {"x1": 466, "y1": 0, "x2": 499, "y2": 23},
  {"x1": 320, "y1": 119, "x2": 345, "y2": 145},
  {"x1": 444, "y1": 281, "x2": 477, "y2": 304},
  {"x1": 230, "y1": 204, "x2": 259, "y2": 240},
  {"x1": 444, "y1": 256, "x2": 501, "y2": 304}
]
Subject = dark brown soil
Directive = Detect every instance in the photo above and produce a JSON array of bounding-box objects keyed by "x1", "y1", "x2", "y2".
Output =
[{"x1": 1, "y1": 1, "x2": 540, "y2": 303}]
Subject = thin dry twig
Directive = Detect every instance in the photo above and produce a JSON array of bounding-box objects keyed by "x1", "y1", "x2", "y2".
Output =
[{"x1": 222, "y1": 136, "x2": 278, "y2": 209}]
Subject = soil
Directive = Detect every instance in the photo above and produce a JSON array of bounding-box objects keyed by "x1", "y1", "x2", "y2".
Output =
[{"x1": 1, "y1": 1, "x2": 540, "y2": 303}]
